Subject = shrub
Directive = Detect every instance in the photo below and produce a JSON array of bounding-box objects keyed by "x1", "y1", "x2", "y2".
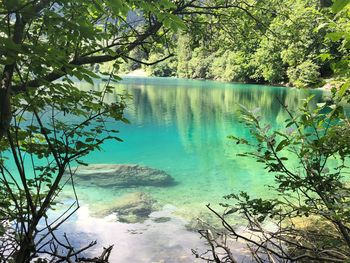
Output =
[{"x1": 287, "y1": 60, "x2": 321, "y2": 88}]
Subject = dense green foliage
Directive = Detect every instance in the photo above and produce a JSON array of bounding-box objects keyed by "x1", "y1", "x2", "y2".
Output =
[
  {"x1": 145, "y1": 0, "x2": 346, "y2": 88},
  {"x1": 0, "y1": 0, "x2": 194, "y2": 262},
  {"x1": 0, "y1": 0, "x2": 350, "y2": 262},
  {"x1": 193, "y1": 1, "x2": 350, "y2": 262}
]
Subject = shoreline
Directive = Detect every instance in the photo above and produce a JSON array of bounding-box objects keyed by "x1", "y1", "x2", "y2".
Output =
[{"x1": 120, "y1": 69, "x2": 333, "y2": 91}]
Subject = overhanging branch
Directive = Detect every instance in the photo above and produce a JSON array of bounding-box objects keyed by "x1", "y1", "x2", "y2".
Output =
[
  {"x1": 123, "y1": 53, "x2": 174, "y2": 66},
  {"x1": 11, "y1": 21, "x2": 163, "y2": 93}
]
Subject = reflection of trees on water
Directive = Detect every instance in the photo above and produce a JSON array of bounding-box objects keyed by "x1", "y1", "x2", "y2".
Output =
[
  {"x1": 117, "y1": 81, "x2": 324, "y2": 193},
  {"x1": 75, "y1": 79, "x2": 325, "y2": 198},
  {"x1": 114, "y1": 83, "x2": 323, "y2": 149},
  {"x1": 79, "y1": 78, "x2": 323, "y2": 161},
  {"x1": 76, "y1": 79, "x2": 324, "y2": 158}
]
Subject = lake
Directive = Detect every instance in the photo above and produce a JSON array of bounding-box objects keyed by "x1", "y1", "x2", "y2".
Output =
[{"x1": 51, "y1": 77, "x2": 325, "y2": 262}]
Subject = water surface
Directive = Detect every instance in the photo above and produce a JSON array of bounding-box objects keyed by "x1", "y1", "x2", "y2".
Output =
[
  {"x1": 74, "y1": 77, "x2": 324, "y2": 211},
  {"x1": 60, "y1": 77, "x2": 325, "y2": 261}
]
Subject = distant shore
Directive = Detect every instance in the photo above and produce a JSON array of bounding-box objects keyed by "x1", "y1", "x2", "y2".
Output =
[
  {"x1": 121, "y1": 69, "x2": 334, "y2": 91},
  {"x1": 122, "y1": 69, "x2": 149, "y2": 77}
]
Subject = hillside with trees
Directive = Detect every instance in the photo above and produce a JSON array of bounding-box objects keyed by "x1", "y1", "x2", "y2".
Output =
[{"x1": 125, "y1": 0, "x2": 344, "y2": 88}]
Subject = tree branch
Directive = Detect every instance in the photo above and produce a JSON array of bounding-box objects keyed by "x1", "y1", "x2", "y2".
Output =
[{"x1": 123, "y1": 53, "x2": 174, "y2": 66}]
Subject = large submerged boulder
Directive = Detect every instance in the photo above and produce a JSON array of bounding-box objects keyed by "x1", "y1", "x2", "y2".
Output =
[
  {"x1": 94, "y1": 192, "x2": 157, "y2": 223},
  {"x1": 67, "y1": 164, "x2": 174, "y2": 187}
]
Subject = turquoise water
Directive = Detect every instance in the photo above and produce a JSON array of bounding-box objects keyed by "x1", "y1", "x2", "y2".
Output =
[
  {"x1": 71, "y1": 77, "x2": 325, "y2": 220},
  {"x1": 5, "y1": 76, "x2": 325, "y2": 262}
]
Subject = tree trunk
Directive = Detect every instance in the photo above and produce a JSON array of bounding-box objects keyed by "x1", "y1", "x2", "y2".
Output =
[
  {"x1": 14, "y1": 234, "x2": 34, "y2": 263},
  {"x1": 0, "y1": 13, "x2": 26, "y2": 139},
  {"x1": 0, "y1": 69, "x2": 13, "y2": 138}
]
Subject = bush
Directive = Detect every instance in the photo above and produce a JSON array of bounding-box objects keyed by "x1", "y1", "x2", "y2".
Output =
[
  {"x1": 224, "y1": 51, "x2": 253, "y2": 82},
  {"x1": 188, "y1": 46, "x2": 213, "y2": 79},
  {"x1": 287, "y1": 60, "x2": 321, "y2": 88},
  {"x1": 251, "y1": 40, "x2": 286, "y2": 84},
  {"x1": 194, "y1": 91, "x2": 350, "y2": 262}
]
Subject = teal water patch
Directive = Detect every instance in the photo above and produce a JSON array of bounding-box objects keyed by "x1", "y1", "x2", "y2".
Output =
[
  {"x1": 3, "y1": 77, "x2": 327, "y2": 262},
  {"x1": 69, "y1": 77, "x2": 325, "y2": 220}
]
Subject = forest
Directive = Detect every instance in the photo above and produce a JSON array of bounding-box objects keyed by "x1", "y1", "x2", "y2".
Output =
[
  {"x1": 117, "y1": 0, "x2": 346, "y2": 89},
  {"x1": 0, "y1": 0, "x2": 349, "y2": 262}
]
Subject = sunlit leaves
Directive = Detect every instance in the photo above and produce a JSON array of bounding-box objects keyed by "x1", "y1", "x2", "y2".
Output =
[
  {"x1": 332, "y1": 0, "x2": 350, "y2": 13},
  {"x1": 339, "y1": 81, "x2": 350, "y2": 97},
  {"x1": 106, "y1": 0, "x2": 130, "y2": 17},
  {"x1": 319, "y1": 0, "x2": 350, "y2": 85},
  {"x1": 161, "y1": 14, "x2": 186, "y2": 31}
]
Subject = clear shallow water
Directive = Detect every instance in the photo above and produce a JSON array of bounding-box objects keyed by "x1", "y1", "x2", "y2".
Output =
[
  {"x1": 34, "y1": 77, "x2": 327, "y2": 261},
  {"x1": 72, "y1": 77, "x2": 324, "y2": 216},
  {"x1": 50, "y1": 77, "x2": 326, "y2": 262}
]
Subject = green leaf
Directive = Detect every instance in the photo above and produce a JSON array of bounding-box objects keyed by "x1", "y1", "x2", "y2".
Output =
[
  {"x1": 326, "y1": 32, "x2": 345, "y2": 42},
  {"x1": 85, "y1": 137, "x2": 95, "y2": 143},
  {"x1": 276, "y1": 139, "x2": 289, "y2": 152},
  {"x1": 332, "y1": 0, "x2": 350, "y2": 13},
  {"x1": 339, "y1": 81, "x2": 350, "y2": 97},
  {"x1": 3, "y1": 0, "x2": 20, "y2": 10},
  {"x1": 76, "y1": 160, "x2": 89, "y2": 166},
  {"x1": 76, "y1": 141, "x2": 85, "y2": 150},
  {"x1": 319, "y1": 53, "x2": 333, "y2": 61},
  {"x1": 224, "y1": 208, "x2": 238, "y2": 215}
]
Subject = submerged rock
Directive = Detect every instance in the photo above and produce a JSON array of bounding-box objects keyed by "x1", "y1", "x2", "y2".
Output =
[
  {"x1": 152, "y1": 216, "x2": 172, "y2": 223},
  {"x1": 97, "y1": 192, "x2": 157, "y2": 223},
  {"x1": 67, "y1": 164, "x2": 174, "y2": 187}
]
